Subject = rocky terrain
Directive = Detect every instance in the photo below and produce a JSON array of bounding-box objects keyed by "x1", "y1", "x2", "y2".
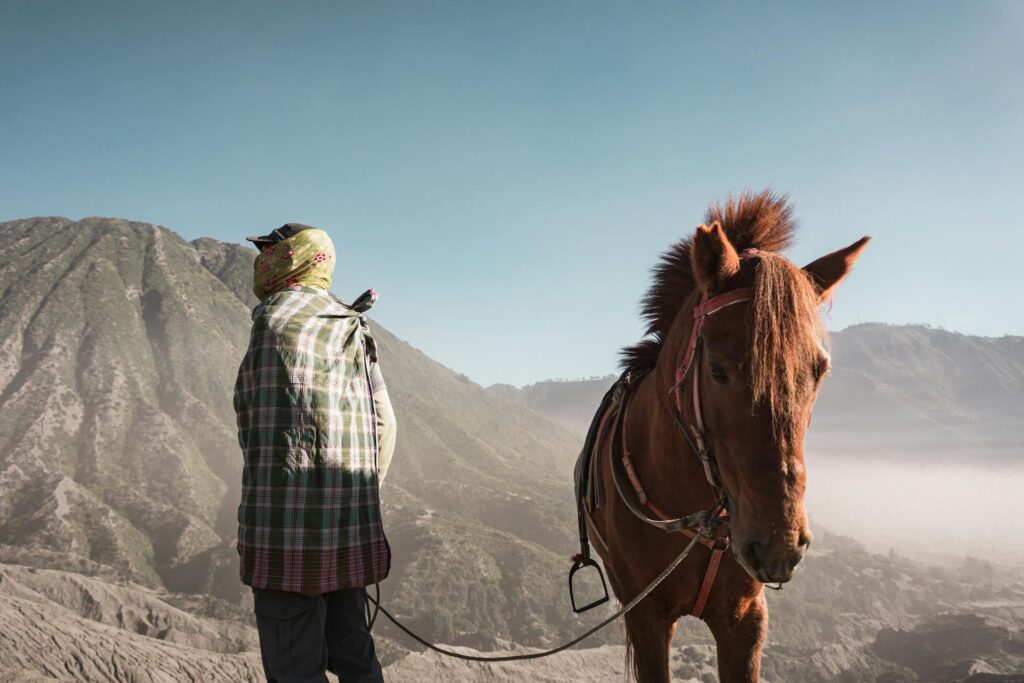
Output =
[
  {"x1": 3, "y1": 533, "x2": 1022, "y2": 681},
  {"x1": 0, "y1": 562, "x2": 263, "y2": 681},
  {"x1": 0, "y1": 216, "x2": 1022, "y2": 681}
]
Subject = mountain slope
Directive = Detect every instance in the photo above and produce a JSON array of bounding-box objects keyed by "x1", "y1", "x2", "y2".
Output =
[
  {"x1": 0, "y1": 217, "x2": 249, "y2": 595},
  {"x1": 0, "y1": 216, "x2": 588, "y2": 649},
  {"x1": 810, "y1": 323, "x2": 1024, "y2": 458},
  {"x1": 488, "y1": 376, "x2": 617, "y2": 435}
]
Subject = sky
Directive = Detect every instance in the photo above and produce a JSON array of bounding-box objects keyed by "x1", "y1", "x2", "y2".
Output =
[{"x1": 2, "y1": 1, "x2": 1022, "y2": 387}]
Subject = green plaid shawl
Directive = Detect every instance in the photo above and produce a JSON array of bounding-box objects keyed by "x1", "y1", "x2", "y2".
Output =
[{"x1": 234, "y1": 285, "x2": 391, "y2": 595}]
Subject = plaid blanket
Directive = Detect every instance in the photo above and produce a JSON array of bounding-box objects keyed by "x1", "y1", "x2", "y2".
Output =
[{"x1": 234, "y1": 285, "x2": 391, "y2": 595}]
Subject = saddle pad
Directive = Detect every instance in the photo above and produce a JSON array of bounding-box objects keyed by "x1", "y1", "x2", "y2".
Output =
[{"x1": 574, "y1": 380, "x2": 624, "y2": 514}]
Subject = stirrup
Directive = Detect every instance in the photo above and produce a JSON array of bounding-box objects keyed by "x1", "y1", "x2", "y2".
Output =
[{"x1": 568, "y1": 553, "x2": 610, "y2": 614}]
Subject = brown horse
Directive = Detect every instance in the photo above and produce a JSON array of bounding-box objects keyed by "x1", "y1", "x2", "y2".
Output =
[{"x1": 581, "y1": 191, "x2": 868, "y2": 682}]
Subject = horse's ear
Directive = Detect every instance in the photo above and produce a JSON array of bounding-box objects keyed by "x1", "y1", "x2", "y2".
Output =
[
  {"x1": 691, "y1": 221, "x2": 740, "y2": 294},
  {"x1": 803, "y1": 236, "x2": 870, "y2": 303}
]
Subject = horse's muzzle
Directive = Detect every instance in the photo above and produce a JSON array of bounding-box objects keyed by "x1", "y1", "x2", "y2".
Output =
[{"x1": 738, "y1": 531, "x2": 811, "y2": 584}]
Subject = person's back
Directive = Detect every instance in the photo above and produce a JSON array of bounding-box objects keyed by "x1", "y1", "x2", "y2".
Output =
[{"x1": 234, "y1": 224, "x2": 395, "y2": 683}]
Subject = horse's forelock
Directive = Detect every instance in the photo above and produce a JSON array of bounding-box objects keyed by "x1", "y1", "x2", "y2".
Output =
[
  {"x1": 621, "y1": 190, "x2": 797, "y2": 375},
  {"x1": 748, "y1": 252, "x2": 827, "y2": 439}
]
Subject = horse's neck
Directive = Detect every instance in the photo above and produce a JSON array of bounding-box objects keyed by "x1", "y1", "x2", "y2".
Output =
[
  {"x1": 625, "y1": 354, "x2": 720, "y2": 517},
  {"x1": 625, "y1": 287, "x2": 721, "y2": 513}
]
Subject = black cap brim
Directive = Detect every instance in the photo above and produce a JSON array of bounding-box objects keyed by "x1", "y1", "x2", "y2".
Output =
[
  {"x1": 245, "y1": 224, "x2": 316, "y2": 250},
  {"x1": 245, "y1": 235, "x2": 276, "y2": 248}
]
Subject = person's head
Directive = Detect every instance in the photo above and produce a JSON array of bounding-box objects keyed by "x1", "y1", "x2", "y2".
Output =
[{"x1": 247, "y1": 223, "x2": 336, "y2": 299}]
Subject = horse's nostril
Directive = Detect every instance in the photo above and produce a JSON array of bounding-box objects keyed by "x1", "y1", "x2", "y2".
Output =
[
  {"x1": 741, "y1": 538, "x2": 765, "y2": 571},
  {"x1": 798, "y1": 531, "x2": 813, "y2": 550},
  {"x1": 785, "y1": 545, "x2": 808, "y2": 575}
]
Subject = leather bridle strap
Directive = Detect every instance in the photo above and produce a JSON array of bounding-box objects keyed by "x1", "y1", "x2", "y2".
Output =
[
  {"x1": 669, "y1": 282, "x2": 756, "y2": 617},
  {"x1": 672, "y1": 287, "x2": 755, "y2": 395},
  {"x1": 609, "y1": 381, "x2": 728, "y2": 619},
  {"x1": 670, "y1": 286, "x2": 754, "y2": 492},
  {"x1": 691, "y1": 546, "x2": 724, "y2": 617},
  {"x1": 610, "y1": 270, "x2": 757, "y2": 618},
  {"x1": 672, "y1": 287, "x2": 755, "y2": 405}
]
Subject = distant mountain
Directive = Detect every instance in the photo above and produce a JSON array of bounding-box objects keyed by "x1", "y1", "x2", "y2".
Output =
[
  {"x1": 488, "y1": 376, "x2": 616, "y2": 435},
  {"x1": 491, "y1": 326, "x2": 1024, "y2": 461},
  {"x1": 811, "y1": 324, "x2": 1024, "y2": 460}
]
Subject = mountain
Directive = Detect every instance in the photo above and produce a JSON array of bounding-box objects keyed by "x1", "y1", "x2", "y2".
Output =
[
  {"x1": 488, "y1": 376, "x2": 617, "y2": 435},
  {"x1": 810, "y1": 324, "x2": 1024, "y2": 460},
  {"x1": 490, "y1": 326, "x2": 1024, "y2": 461},
  {"x1": 0, "y1": 216, "x2": 589, "y2": 651}
]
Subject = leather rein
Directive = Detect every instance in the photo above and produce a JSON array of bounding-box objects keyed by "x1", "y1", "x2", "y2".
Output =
[{"x1": 607, "y1": 260, "x2": 758, "y2": 618}]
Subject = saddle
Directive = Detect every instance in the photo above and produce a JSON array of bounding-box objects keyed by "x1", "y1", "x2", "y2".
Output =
[
  {"x1": 569, "y1": 368, "x2": 728, "y2": 619},
  {"x1": 568, "y1": 371, "x2": 637, "y2": 613},
  {"x1": 573, "y1": 370, "x2": 641, "y2": 521}
]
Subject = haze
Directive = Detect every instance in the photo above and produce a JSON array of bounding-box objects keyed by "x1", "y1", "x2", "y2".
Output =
[{"x1": 807, "y1": 454, "x2": 1024, "y2": 565}]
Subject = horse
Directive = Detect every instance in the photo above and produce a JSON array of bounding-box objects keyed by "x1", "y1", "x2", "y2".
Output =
[{"x1": 576, "y1": 191, "x2": 868, "y2": 682}]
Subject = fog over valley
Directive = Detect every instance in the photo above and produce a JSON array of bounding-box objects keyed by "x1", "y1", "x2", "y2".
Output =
[{"x1": 806, "y1": 455, "x2": 1024, "y2": 565}]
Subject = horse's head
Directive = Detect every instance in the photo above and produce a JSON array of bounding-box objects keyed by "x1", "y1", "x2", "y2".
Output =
[{"x1": 685, "y1": 220, "x2": 868, "y2": 584}]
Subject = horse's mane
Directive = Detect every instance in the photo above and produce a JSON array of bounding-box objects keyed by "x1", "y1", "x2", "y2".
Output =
[
  {"x1": 623, "y1": 189, "x2": 828, "y2": 436},
  {"x1": 621, "y1": 190, "x2": 797, "y2": 374}
]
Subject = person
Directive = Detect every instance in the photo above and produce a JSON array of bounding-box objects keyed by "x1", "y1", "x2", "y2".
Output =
[{"x1": 233, "y1": 223, "x2": 396, "y2": 683}]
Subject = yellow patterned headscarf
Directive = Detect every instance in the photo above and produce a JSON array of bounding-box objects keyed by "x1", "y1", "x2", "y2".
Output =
[{"x1": 252, "y1": 228, "x2": 336, "y2": 299}]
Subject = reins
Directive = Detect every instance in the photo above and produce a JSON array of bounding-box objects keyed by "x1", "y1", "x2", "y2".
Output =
[
  {"x1": 594, "y1": 250, "x2": 779, "y2": 615},
  {"x1": 364, "y1": 520, "x2": 719, "y2": 663},
  {"x1": 597, "y1": 284, "x2": 752, "y2": 618},
  {"x1": 361, "y1": 255, "x2": 774, "y2": 662}
]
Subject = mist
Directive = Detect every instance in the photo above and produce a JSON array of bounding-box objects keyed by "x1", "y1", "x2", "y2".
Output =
[{"x1": 806, "y1": 451, "x2": 1024, "y2": 565}]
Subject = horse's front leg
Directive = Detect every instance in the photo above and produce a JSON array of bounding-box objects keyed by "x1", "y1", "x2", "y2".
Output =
[
  {"x1": 706, "y1": 592, "x2": 768, "y2": 683},
  {"x1": 623, "y1": 601, "x2": 676, "y2": 683}
]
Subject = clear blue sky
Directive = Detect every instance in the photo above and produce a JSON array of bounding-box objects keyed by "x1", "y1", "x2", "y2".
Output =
[{"x1": 2, "y1": 1, "x2": 1022, "y2": 386}]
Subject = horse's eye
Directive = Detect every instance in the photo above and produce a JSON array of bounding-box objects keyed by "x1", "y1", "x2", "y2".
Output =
[{"x1": 709, "y1": 362, "x2": 727, "y2": 384}]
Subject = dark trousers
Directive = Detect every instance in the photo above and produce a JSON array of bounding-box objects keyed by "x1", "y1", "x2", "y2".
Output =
[{"x1": 252, "y1": 587, "x2": 384, "y2": 683}]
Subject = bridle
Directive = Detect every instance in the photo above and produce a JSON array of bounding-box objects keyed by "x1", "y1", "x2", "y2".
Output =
[
  {"x1": 614, "y1": 249, "x2": 760, "y2": 533},
  {"x1": 667, "y1": 283, "x2": 755, "y2": 504},
  {"x1": 602, "y1": 251, "x2": 770, "y2": 616}
]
